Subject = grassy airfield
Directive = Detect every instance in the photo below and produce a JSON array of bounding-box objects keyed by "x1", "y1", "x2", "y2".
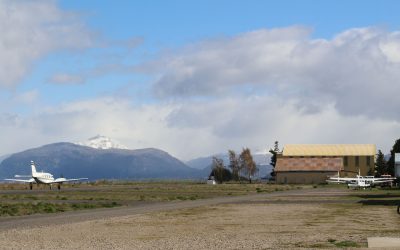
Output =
[
  {"x1": 0, "y1": 181, "x2": 399, "y2": 218},
  {"x1": 0, "y1": 181, "x2": 302, "y2": 216}
]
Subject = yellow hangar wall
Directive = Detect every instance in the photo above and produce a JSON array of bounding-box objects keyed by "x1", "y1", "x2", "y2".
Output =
[
  {"x1": 275, "y1": 144, "x2": 376, "y2": 184},
  {"x1": 342, "y1": 155, "x2": 374, "y2": 176}
]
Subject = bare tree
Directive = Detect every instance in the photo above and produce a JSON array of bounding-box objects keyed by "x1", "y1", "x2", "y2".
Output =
[
  {"x1": 228, "y1": 150, "x2": 240, "y2": 181},
  {"x1": 211, "y1": 156, "x2": 231, "y2": 183},
  {"x1": 239, "y1": 148, "x2": 258, "y2": 183}
]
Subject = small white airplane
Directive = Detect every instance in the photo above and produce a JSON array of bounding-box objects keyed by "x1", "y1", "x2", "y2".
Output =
[
  {"x1": 4, "y1": 161, "x2": 88, "y2": 190},
  {"x1": 327, "y1": 170, "x2": 395, "y2": 189}
]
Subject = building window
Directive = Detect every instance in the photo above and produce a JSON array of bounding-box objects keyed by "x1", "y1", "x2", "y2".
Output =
[
  {"x1": 355, "y1": 156, "x2": 359, "y2": 167},
  {"x1": 344, "y1": 156, "x2": 348, "y2": 166}
]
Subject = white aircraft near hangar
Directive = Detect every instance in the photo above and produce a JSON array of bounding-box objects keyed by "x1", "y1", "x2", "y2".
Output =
[
  {"x1": 327, "y1": 170, "x2": 395, "y2": 189},
  {"x1": 4, "y1": 161, "x2": 88, "y2": 190}
]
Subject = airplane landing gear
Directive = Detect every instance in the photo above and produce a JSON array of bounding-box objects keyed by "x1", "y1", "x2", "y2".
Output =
[
  {"x1": 29, "y1": 183, "x2": 33, "y2": 190},
  {"x1": 397, "y1": 204, "x2": 399, "y2": 215},
  {"x1": 57, "y1": 184, "x2": 61, "y2": 190}
]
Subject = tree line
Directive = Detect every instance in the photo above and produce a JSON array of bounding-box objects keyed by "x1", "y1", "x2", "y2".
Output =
[
  {"x1": 375, "y1": 138, "x2": 400, "y2": 177},
  {"x1": 210, "y1": 148, "x2": 258, "y2": 183}
]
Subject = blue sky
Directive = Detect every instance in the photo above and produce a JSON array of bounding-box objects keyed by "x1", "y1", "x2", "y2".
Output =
[
  {"x1": 1, "y1": 0, "x2": 400, "y2": 159},
  {"x1": 61, "y1": 0, "x2": 400, "y2": 42}
]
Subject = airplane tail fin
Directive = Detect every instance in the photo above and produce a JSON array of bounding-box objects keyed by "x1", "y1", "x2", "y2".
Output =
[{"x1": 31, "y1": 161, "x2": 37, "y2": 176}]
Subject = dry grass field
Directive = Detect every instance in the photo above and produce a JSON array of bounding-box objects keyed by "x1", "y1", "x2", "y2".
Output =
[{"x1": 0, "y1": 181, "x2": 302, "y2": 216}]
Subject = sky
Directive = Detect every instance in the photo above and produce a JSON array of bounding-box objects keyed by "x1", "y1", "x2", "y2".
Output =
[{"x1": 1, "y1": 0, "x2": 400, "y2": 160}]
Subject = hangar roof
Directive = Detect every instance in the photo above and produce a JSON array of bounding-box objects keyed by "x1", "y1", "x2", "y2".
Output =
[{"x1": 282, "y1": 144, "x2": 376, "y2": 156}]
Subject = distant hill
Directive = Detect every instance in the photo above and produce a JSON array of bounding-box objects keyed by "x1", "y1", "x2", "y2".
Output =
[
  {"x1": 0, "y1": 143, "x2": 203, "y2": 180},
  {"x1": 186, "y1": 153, "x2": 273, "y2": 178},
  {"x1": 186, "y1": 154, "x2": 228, "y2": 170},
  {"x1": 0, "y1": 154, "x2": 10, "y2": 165}
]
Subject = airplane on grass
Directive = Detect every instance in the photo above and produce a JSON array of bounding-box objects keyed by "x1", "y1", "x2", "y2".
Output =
[
  {"x1": 4, "y1": 161, "x2": 88, "y2": 190},
  {"x1": 327, "y1": 170, "x2": 395, "y2": 189}
]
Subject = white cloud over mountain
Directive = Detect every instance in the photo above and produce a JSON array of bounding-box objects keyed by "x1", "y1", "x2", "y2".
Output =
[{"x1": 0, "y1": 95, "x2": 399, "y2": 161}]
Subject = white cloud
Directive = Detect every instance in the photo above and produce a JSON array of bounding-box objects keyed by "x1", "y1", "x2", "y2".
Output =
[
  {"x1": 165, "y1": 96, "x2": 400, "y2": 156},
  {"x1": 379, "y1": 31, "x2": 400, "y2": 63},
  {"x1": 13, "y1": 90, "x2": 39, "y2": 104},
  {"x1": 0, "y1": 113, "x2": 18, "y2": 127},
  {"x1": 47, "y1": 63, "x2": 137, "y2": 85},
  {"x1": 147, "y1": 26, "x2": 400, "y2": 122},
  {"x1": 0, "y1": 0, "x2": 93, "y2": 88},
  {"x1": 47, "y1": 73, "x2": 85, "y2": 85}
]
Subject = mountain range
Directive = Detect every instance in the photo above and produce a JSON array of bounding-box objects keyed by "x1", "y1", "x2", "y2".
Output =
[
  {"x1": 0, "y1": 142, "x2": 206, "y2": 180},
  {"x1": 0, "y1": 136, "x2": 271, "y2": 180}
]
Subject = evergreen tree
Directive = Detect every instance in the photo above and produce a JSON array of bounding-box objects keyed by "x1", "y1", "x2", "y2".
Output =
[
  {"x1": 375, "y1": 150, "x2": 387, "y2": 177},
  {"x1": 387, "y1": 139, "x2": 400, "y2": 176},
  {"x1": 269, "y1": 141, "x2": 279, "y2": 177}
]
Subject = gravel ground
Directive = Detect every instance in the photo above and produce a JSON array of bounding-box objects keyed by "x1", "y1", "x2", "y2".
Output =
[{"x1": 0, "y1": 189, "x2": 399, "y2": 249}]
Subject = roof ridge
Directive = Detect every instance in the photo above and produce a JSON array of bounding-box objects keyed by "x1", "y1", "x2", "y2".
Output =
[{"x1": 282, "y1": 144, "x2": 376, "y2": 156}]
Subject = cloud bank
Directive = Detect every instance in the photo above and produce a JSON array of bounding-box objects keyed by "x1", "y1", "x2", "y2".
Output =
[{"x1": 1, "y1": 96, "x2": 399, "y2": 161}]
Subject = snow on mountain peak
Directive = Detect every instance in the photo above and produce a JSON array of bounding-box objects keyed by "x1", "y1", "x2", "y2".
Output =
[{"x1": 77, "y1": 135, "x2": 128, "y2": 150}]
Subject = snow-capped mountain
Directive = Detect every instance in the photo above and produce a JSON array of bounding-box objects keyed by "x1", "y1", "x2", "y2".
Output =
[
  {"x1": 0, "y1": 142, "x2": 203, "y2": 180},
  {"x1": 77, "y1": 135, "x2": 128, "y2": 150}
]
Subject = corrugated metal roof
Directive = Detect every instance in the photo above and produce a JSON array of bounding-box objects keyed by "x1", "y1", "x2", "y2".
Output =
[
  {"x1": 275, "y1": 157, "x2": 343, "y2": 172},
  {"x1": 282, "y1": 144, "x2": 376, "y2": 156}
]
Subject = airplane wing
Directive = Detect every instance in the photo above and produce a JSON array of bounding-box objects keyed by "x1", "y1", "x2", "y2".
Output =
[
  {"x1": 372, "y1": 179, "x2": 394, "y2": 183},
  {"x1": 327, "y1": 177, "x2": 357, "y2": 183},
  {"x1": 52, "y1": 178, "x2": 88, "y2": 183},
  {"x1": 326, "y1": 179, "x2": 347, "y2": 184},
  {"x1": 4, "y1": 178, "x2": 35, "y2": 183}
]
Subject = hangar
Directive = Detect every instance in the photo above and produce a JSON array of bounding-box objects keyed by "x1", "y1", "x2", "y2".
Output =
[{"x1": 275, "y1": 144, "x2": 376, "y2": 184}]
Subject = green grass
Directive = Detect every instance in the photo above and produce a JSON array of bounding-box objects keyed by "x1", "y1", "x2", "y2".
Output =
[
  {"x1": 323, "y1": 238, "x2": 359, "y2": 248},
  {"x1": 308, "y1": 239, "x2": 360, "y2": 248},
  {"x1": 0, "y1": 181, "x2": 305, "y2": 217},
  {"x1": 0, "y1": 201, "x2": 121, "y2": 216},
  {"x1": 333, "y1": 240, "x2": 359, "y2": 248},
  {"x1": 0, "y1": 182, "x2": 305, "y2": 202}
]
